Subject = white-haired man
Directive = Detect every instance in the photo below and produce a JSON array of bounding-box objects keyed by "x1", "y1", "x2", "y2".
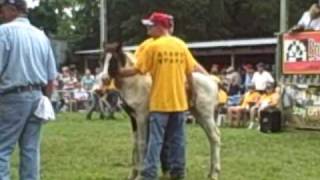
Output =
[
  {"x1": 0, "y1": 0, "x2": 57, "y2": 179},
  {"x1": 291, "y1": 1, "x2": 320, "y2": 32}
]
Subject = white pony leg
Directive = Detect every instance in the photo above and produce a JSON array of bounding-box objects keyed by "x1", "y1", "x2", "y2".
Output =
[
  {"x1": 134, "y1": 113, "x2": 148, "y2": 178},
  {"x1": 216, "y1": 115, "x2": 223, "y2": 127},
  {"x1": 128, "y1": 131, "x2": 139, "y2": 180},
  {"x1": 197, "y1": 115, "x2": 221, "y2": 180}
]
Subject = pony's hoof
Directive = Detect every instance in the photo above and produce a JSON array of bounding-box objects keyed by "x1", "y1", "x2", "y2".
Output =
[
  {"x1": 128, "y1": 170, "x2": 138, "y2": 180},
  {"x1": 208, "y1": 174, "x2": 219, "y2": 180},
  {"x1": 133, "y1": 175, "x2": 143, "y2": 180},
  {"x1": 160, "y1": 171, "x2": 170, "y2": 179}
]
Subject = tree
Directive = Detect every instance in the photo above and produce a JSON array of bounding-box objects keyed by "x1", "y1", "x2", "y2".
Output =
[{"x1": 28, "y1": 0, "x2": 316, "y2": 51}]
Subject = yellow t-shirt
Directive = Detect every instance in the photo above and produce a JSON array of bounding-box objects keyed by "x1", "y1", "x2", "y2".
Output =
[
  {"x1": 258, "y1": 92, "x2": 279, "y2": 107},
  {"x1": 218, "y1": 89, "x2": 228, "y2": 104},
  {"x1": 135, "y1": 38, "x2": 154, "y2": 61},
  {"x1": 241, "y1": 91, "x2": 260, "y2": 108},
  {"x1": 101, "y1": 79, "x2": 116, "y2": 92},
  {"x1": 211, "y1": 75, "x2": 221, "y2": 84},
  {"x1": 135, "y1": 35, "x2": 197, "y2": 112}
]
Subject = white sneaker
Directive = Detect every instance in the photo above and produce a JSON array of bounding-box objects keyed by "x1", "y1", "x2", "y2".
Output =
[
  {"x1": 256, "y1": 125, "x2": 261, "y2": 131},
  {"x1": 248, "y1": 122, "x2": 254, "y2": 129}
]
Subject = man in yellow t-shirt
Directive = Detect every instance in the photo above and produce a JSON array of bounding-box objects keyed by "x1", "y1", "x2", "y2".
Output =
[
  {"x1": 118, "y1": 12, "x2": 205, "y2": 179},
  {"x1": 135, "y1": 15, "x2": 176, "y2": 176},
  {"x1": 227, "y1": 84, "x2": 260, "y2": 127}
]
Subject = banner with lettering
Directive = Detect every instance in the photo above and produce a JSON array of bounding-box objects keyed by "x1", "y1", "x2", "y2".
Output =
[
  {"x1": 283, "y1": 32, "x2": 320, "y2": 74},
  {"x1": 283, "y1": 85, "x2": 320, "y2": 129}
]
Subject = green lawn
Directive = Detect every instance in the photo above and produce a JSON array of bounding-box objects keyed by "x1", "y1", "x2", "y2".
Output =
[{"x1": 10, "y1": 113, "x2": 320, "y2": 180}]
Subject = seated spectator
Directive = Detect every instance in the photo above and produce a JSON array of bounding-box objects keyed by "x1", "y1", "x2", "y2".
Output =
[
  {"x1": 215, "y1": 87, "x2": 228, "y2": 126},
  {"x1": 81, "y1": 68, "x2": 96, "y2": 91},
  {"x1": 56, "y1": 67, "x2": 77, "y2": 111},
  {"x1": 227, "y1": 84, "x2": 260, "y2": 127},
  {"x1": 248, "y1": 83, "x2": 280, "y2": 129},
  {"x1": 51, "y1": 78, "x2": 61, "y2": 113},
  {"x1": 60, "y1": 66, "x2": 78, "y2": 90},
  {"x1": 74, "y1": 83, "x2": 89, "y2": 101},
  {"x1": 225, "y1": 66, "x2": 242, "y2": 106},
  {"x1": 290, "y1": 3, "x2": 320, "y2": 32},
  {"x1": 87, "y1": 76, "x2": 119, "y2": 120},
  {"x1": 87, "y1": 76, "x2": 109, "y2": 120},
  {"x1": 210, "y1": 64, "x2": 220, "y2": 81},
  {"x1": 73, "y1": 83, "x2": 90, "y2": 111},
  {"x1": 212, "y1": 68, "x2": 228, "y2": 126},
  {"x1": 243, "y1": 64, "x2": 255, "y2": 93},
  {"x1": 251, "y1": 63, "x2": 274, "y2": 94},
  {"x1": 218, "y1": 88, "x2": 228, "y2": 105},
  {"x1": 101, "y1": 78, "x2": 120, "y2": 119}
]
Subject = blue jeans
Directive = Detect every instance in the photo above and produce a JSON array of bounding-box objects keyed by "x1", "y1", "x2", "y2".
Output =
[
  {"x1": 0, "y1": 91, "x2": 42, "y2": 180},
  {"x1": 142, "y1": 112, "x2": 186, "y2": 180}
]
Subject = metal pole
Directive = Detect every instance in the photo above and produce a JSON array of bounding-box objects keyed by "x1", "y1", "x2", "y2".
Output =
[
  {"x1": 105, "y1": 0, "x2": 108, "y2": 44},
  {"x1": 231, "y1": 54, "x2": 235, "y2": 68},
  {"x1": 277, "y1": 0, "x2": 289, "y2": 82},
  {"x1": 277, "y1": 0, "x2": 289, "y2": 123},
  {"x1": 100, "y1": 0, "x2": 107, "y2": 49},
  {"x1": 280, "y1": 0, "x2": 289, "y2": 33}
]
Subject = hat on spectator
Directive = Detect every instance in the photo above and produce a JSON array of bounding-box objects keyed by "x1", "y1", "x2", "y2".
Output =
[
  {"x1": 62, "y1": 66, "x2": 69, "y2": 72},
  {"x1": 0, "y1": 0, "x2": 27, "y2": 12},
  {"x1": 256, "y1": 62, "x2": 265, "y2": 68},
  {"x1": 142, "y1": 12, "x2": 173, "y2": 28}
]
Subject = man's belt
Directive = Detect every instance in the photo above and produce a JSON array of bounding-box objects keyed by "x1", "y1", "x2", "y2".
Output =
[{"x1": 0, "y1": 85, "x2": 42, "y2": 95}]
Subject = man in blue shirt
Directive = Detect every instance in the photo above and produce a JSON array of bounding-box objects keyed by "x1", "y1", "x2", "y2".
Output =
[
  {"x1": 243, "y1": 64, "x2": 254, "y2": 92},
  {"x1": 0, "y1": 0, "x2": 57, "y2": 179}
]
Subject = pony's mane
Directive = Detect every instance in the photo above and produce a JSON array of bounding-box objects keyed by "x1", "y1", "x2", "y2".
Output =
[{"x1": 124, "y1": 52, "x2": 137, "y2": 67}]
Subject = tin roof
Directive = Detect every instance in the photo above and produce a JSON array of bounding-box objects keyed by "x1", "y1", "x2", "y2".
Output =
[{"x1": 75, "y1": 37, "x2": 277, "y2": 55}]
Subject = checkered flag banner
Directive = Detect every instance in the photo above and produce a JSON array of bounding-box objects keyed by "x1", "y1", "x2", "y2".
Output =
[{"x1": 285, "y1": 40, "x2": 307, "y2": 62}]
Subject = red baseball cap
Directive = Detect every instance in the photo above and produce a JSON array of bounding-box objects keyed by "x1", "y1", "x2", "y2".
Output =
[
  {"x1": 142, "y1": 12, "x2": 173, "y2": 28},
  {"x1": 243, "y1": 64, "x2": 253, "y2": 70}
]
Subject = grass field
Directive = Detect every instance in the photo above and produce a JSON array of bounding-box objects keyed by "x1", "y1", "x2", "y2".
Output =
[{"x1": 9, "y1": 112, "x2": 320, "y2": 180}]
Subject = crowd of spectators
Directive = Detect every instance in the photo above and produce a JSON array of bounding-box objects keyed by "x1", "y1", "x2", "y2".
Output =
[
  {"x1": 52, "y1": 62, "x2": 280, "y2": 126},
  {"x1": 211, "y1": 62, "x2": 280, "y2": 129},
  {"x1": 51, "y1": 65, "x2": 120, "y2": 119}
]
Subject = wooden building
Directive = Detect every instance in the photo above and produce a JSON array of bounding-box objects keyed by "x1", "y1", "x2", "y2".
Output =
[{"x1": 74, "y1": 37, "x2": 277, "y2": 73}]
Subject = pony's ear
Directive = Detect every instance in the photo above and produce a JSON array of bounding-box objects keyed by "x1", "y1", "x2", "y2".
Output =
[
  {"x1": 105, "y1": 43, "x2": 118, "y2": 53},
  {"x1": 116, "y1": 41, "x2": 123, "y2": 53},
  {"x1": 105, "y1": 42, "x2": 121, "y2": 53}
]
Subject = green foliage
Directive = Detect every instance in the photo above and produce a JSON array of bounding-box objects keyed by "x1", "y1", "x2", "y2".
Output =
[
  {"x1": 28, "y1": 1, "x2": 318, "y2": 50},
  {"x1": 10, "y1": 112, "x2": 320, "y2": 180}
]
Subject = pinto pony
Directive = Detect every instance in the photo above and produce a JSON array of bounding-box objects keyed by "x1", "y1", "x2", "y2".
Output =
[{"x1": 102, "y1": 43, "x2": 221, "y2": 180}]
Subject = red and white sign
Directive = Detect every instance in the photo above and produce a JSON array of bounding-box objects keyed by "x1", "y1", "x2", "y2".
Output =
[{"x1": 283, "y1": 32, "x2": 320, "y2": 74}]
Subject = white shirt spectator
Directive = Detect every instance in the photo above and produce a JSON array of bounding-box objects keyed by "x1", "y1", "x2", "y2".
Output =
[
  {"x1": 251, "y1": 71, "x2": 274, "y2": 91},
  {"x1": 60, "y1": 74, "x2": 78, "y2": 90},
  {"x1": 298, "y1": 11, "x2": 320, "y2": 30}
]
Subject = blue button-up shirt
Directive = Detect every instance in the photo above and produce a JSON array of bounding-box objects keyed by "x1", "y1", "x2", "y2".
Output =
[
  {"x1": 244, "y1": 73, "x2": 253, "y2": 91},
  {"x1": 0, "y1": 17, "x2": 57, "y2": 92}
]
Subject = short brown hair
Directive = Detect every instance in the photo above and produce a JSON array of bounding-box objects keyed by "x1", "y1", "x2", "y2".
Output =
[{"x1": 0, "y1": 0, "x2": 27, "y2": 13}]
